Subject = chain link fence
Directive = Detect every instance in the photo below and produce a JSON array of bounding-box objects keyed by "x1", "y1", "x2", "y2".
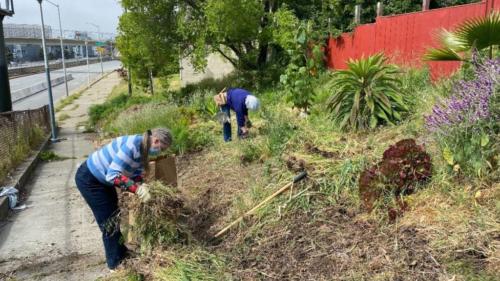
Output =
[{"x1": 0, "y1": 105, "x2": 50, "y2": 184}]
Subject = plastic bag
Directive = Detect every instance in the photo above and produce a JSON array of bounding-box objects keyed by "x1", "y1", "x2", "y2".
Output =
[{"x1": 0, "y1": 186, "x2": 19, "y2": 209}]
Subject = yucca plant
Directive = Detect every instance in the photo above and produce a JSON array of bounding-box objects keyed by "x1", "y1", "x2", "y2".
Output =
[
  {"x1": 327, "y1": 54, "x2": 408, "y2": 131},
  {"x1": 424, "y1": 11, "x2": 500, "y2": 61}
]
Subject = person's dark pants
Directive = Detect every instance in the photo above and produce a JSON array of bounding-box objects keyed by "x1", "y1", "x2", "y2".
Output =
[
  {"x1": 75, "y1": 162, "x2": 127, "y2": 269},
  {"x1": 221, "y1": 104, "x2": 243, "y2": 142}
]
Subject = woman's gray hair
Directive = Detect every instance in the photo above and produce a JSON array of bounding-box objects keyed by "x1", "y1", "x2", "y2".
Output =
[
  {"x1": 140, "y1": 127, "x2": 173, "y2": 171},
  {"x1": 151, "y1": 127, "x2": 173, "y2": 146}
]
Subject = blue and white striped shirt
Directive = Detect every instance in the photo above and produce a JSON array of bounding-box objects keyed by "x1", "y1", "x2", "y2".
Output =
[{"x1": 86, "y1": 135, "x2": 144, "y2": 186}]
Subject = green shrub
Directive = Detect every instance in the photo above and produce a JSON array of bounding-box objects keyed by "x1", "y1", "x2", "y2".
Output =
[
  {"x1": 400, "y1": 67, "x2": 432, "y2": 113},
  {"x1": 279, "y1": 20, "x2": 325, "y2": 113},
  {"x1": 107, "y1": 104, "x2": 214, "y2": 155},
  {"x1": 327, "y1": 54, "x2": 408, "y2": 131},
  {"x1": 260, "y1": 110, "x2": 297, "y2": 157},
  {"x1": 425, "y1": 56, "x2": 499, "y2": 178},
  {"x1": 239, "y1": 140, "x2": 263, "y2": 164},
  {"x1": 88, "y1": 94, "x2": 153, "y2": 127}
]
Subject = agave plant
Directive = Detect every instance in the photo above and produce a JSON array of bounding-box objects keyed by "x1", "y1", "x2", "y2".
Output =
[
  {"x1": 327, "y1": 54, "x2": 408, "y2": 131},
  {"x1": 424, "y1": 11, "x2": 500, "y2": 61}
]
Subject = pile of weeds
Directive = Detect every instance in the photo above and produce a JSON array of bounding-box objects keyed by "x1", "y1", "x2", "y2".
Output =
[{"x1": 121, "y1": 181, "x2": 188, "y2": 252}]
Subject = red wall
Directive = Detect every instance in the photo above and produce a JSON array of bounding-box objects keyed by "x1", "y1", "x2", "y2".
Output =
[{"x1": 326, "y1": 0, "x2": 500, "y2": 79}]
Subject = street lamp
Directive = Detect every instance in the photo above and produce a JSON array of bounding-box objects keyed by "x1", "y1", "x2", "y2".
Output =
[
  {"x1": 0, "y1": 0, "x2": 15, "y2": 113},
  {"x1": 85, "y1": 39, "x2": 89, "y2": 86},
  {"x1": 86, "y1": 22, "x2": 103, "y2": 76},
  {"x1": 45, "y1": 0, "x2": 69, "y2": 97},
  {"x1": 36, "y1": 0, "x2": 57, "y2": 141}
]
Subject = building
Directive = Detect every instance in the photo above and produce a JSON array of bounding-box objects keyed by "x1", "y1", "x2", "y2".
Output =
[{"x1": 4, "y1": 23, "x2": 53, "y2": 39}]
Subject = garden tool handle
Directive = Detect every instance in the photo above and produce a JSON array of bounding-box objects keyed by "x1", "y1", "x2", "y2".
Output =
[
  {"x1": 293, "y1": 171, "x2": 308, "y2": 183},
  {"x1": 213, "y1": 171, "x2": 308, "y2": 238}
]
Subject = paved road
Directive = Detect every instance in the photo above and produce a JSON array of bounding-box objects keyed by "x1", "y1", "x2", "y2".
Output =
[{"x1": 11, "y1": 60, "x2": 122, "y2": 111}]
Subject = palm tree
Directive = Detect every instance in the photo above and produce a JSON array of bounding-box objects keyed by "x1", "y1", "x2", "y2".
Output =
[{"x1": 424, "y1": 12, "x2": 500, "y2": 61}]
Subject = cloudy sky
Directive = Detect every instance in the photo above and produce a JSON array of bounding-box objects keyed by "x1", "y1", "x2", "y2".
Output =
[{"x1": 4, "y1": 0, "x2": 122, "y2": 35}]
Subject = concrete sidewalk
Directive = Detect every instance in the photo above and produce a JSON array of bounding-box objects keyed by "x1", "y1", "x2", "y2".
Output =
[{"x1": 0, "y1": 72, "x2": 122, "y2": 280}]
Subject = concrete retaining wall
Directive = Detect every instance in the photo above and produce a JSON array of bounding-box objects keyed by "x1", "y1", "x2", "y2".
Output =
[
  {"x1": 8, "y1": 57, "x2": 111, "y2": 78},
  {"x1": 12, "y1": 74, "x2": 74, "y2": 103}
]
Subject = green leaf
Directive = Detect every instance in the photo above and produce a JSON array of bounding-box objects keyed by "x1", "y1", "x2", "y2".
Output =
[
  {"x1": 480, "y1": 134, "x2": 489, "y2": 147},
  {"x1": 280, "y1": 74, "x2": 288, "y2": 84},
  {"x1": 443, "y1": 147, "x2": 455, "y2": 166}
]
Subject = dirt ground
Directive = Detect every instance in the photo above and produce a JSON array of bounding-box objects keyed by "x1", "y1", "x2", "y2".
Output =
[{"x1": 123, "y1": 146, "x2": 498, "y2": 281}]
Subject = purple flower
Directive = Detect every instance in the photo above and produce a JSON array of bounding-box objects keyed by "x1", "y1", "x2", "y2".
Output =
[{"x1": 425, "y1": 56, "x2": 499, "y2": 134}]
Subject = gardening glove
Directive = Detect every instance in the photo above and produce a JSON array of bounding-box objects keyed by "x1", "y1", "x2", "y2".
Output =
[{"x1": 136, "y1": 184, "x2": 151, "y2": 203}]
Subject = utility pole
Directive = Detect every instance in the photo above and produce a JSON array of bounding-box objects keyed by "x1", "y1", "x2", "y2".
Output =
[
  {"x1": 37, "y1": 0, "x2": 58, "y2": 141},
  {"x1": 46, "y1": 0, "x2": 69, "y2": 97},
  {"x1": 85, "y1": 39, "x2": 90, "y2": 86},
  {"x1": 127, "y1": 66, "x2": 132, "y2": 96},
  {"x1": 0, "y1": 0, "x2": 14, "y2": 113},
  {"x1": 87, "y1": 22, "x2": 103, "y2": 77},
  {"x1": 149, "y1": 68, "x2": 154, "y2": 95}
]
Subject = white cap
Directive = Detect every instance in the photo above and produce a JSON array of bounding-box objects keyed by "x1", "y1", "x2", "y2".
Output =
[{"x1": 245, "y1": 95, "x2": 260, "y2": 111}]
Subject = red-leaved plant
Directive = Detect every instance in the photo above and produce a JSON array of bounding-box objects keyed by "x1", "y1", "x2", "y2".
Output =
[{"x1": 359, "y1": 139, "x2": 432, "y2": 220}]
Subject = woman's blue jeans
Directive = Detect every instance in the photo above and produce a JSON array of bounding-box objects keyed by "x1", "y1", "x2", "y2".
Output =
[
  {"x1": 74, "y1": 162, "x2": 127, "y2": 269},
  {"x1": 221, "y1": 104, "x2": 242, "y2": 142}
]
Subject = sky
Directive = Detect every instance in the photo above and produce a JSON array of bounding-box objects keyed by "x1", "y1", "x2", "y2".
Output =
[{"x1": 4, "y1": 0, "x2": 122, "y2": 35}]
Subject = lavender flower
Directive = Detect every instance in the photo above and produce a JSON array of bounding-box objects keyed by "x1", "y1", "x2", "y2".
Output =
[{"x1": 425, "y1": 56, "x2": 500, "y2": 134}]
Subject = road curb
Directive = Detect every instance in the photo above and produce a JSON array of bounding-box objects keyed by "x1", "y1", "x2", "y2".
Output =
[
  {"x1": 12, "y1": 74, "x2": 74, "y2": 104},
  {"x1": 0, "y1": 134, "x2": 51, "y2": 221}
]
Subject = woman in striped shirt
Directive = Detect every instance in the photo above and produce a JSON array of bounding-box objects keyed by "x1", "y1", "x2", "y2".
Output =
[{"x1": 74, "y1": 127, "x2": 172, "y2": 270}]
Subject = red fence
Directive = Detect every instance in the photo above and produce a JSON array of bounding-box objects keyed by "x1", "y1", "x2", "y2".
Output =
[{"x1": 326, "y1": 0, "x2": 500, "y2": 79}]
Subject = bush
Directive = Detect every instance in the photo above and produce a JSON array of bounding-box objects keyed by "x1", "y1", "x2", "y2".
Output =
[
  {"x1": 239, "y1": 140, "x2": 263, "y2": 164},
  {"x1": 88, "y1": 94, "x2": 153, "y2": 127},
  {"x1": 425, "y1": 56, "x2": 499, "y2": 178},
  {"x1": 400, "y1": 67, "x2": 432, "y2": 114},
  {"x1": 327, "y1": 54, "x2": 408, "y2": 131},
  {"x1": 259, "y1": 110, "x2": 298, "y2": 157},
  {"x1": 107, "y1": 104, "x2": 214, "y2": 155},
  {"x1": 359, "y1": 139, "x2": 432, "y2": 215}
]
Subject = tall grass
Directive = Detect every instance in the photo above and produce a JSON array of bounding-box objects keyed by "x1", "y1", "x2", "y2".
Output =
[
  {"x1": 88, "y1": 94, "x2": 154, "y2": 128},
  {"x1": 107, "y1": 104, "x2": 214, "y2": 155},
  {"x1": 0, "y1": 126, "x2": 46, "y2": 184}
]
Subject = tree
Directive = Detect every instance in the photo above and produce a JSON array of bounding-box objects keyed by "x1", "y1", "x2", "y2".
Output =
[
  {"x1": 117, "y1": 0, "x2": 181, "y2": 88},
  {"x1": 383, "y1": 0, "x2": 481, "y2": 16}
]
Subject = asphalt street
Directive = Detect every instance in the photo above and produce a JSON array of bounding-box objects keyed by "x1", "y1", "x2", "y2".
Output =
[{"x1": 11, "y1": 60, "x2": 122, "y2": 110}]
